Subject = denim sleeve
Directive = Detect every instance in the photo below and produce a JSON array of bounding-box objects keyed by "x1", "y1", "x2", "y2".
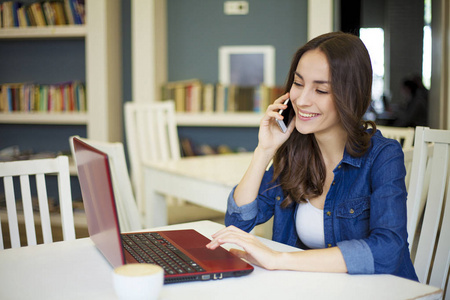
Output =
[
  {"x1": 337, "y1": 239, "x2": 374, "y2": 274},
  {"x1": 225, "y1": 167, "x2": 279, "y2": 233},
  {"x1": 226, "y1": 186, "x2": 258, "y2": 221}
]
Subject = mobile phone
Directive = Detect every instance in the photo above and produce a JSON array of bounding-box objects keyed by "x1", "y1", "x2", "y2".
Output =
[{"x1": 276, "y1": 98, "x2": 294, "y2": 133}]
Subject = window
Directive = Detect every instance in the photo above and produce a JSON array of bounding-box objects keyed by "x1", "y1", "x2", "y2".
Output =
[
  {"x1": 422, "y1": 0, "x2": 431, "y2": 89},
  {"x1": 360, "y1": 27, "x2": 385, "y2": 114}
]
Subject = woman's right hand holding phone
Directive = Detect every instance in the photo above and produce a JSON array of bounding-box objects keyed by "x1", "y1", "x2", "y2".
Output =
[
  {"x1": 233, "y1": 93, "x2": 296, "y2": 207},
  {"x1": 257, "y1": 93, "x2": 295, "y2": 155}
]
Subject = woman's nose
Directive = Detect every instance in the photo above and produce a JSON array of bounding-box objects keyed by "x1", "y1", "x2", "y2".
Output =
[{"x1": 294, "y1": 89, "x2": 313, "y2": 107}]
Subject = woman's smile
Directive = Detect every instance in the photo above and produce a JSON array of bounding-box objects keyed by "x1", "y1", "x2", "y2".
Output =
[{"x1": 298, "y1": 109, "x2": 320, "y2": 120}]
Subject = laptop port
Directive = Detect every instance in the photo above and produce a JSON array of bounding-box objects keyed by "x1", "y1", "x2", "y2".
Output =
[{"x1": 201, "y1": 275, "x2": 211, "y2": 280}]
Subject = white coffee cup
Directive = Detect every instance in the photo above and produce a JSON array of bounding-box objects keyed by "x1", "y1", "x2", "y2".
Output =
[{"x1": 113, "y1": 263, "x2": 164, "y2": 300}]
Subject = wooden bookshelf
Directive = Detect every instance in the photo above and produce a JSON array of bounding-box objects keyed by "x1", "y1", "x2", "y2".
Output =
[
  {"x1": 0, "y1": 25, "x2": 86, "y2": 39},
  {"x1": 0, "y1": 111, "x2": 88, "y2": 124},
  {"x1": 160, "y1": 80, "x2": 283, "y2": 125},
  {"x1": 0, "y1": 0, "x2": 122, "y2": 142}
]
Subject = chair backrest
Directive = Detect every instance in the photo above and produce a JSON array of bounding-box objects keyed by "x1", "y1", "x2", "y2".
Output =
[
  {"x1": 403, "y1": 145, "x2": 434, "y2": 193},
  {"x1": 378, "y1": 125, "x2": 415, "y2": 149},
  {"x1": 0, "y1": 156, "x2": 75, "y2": 249},
  {"x1": 69, "y1": 136, "x2": 142, "y2": 232},
  {"x1": 124, "y1": 100, "x2": 181, "y2": 212},
  {"x1": 407, "y1": 126, "x2": 450, "y2": 295},
  {"x1": 403, "y1": 147, "x2": 414, "y2": 190}
]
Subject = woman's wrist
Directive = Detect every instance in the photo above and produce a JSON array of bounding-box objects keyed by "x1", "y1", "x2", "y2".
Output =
[{"x1": 253, "y1": 145, "x2": 277, "y2": 165}]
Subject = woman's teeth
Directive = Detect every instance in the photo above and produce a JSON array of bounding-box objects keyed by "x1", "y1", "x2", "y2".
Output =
[{"x1": 299, "y1": 112, "x2": 318, "y2": 118}]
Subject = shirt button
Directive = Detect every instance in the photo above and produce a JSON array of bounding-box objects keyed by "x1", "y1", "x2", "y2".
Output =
[
  {"x1": 332, "y1": 181, "x2": 336, "y2": 185},
  {"x1": 338, "y1": 165, "x2": 342, "y2": 169},
  {"x1": 276, "y1": 196, "x2": 281, "y2": 201},
  {"x1": 327, "y1": 244, "x2": 332, "y2": 248},
  {"x1": 326, "y1": 211, "x2": 332, "y2": 216},
  {"x1": 349, "y1": 209, "x2": 355, "y2": 214}
]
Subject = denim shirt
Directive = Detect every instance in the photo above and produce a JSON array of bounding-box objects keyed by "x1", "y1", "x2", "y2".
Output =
[{"x1": 225, "y1": 131, "x2": 418, "y2": 281}]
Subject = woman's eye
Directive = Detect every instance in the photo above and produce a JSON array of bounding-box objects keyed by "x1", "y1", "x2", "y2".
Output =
[
  {"x1": 293, "y1": 81, "x2": 303, "y2": 87},
  {"x1": 316, "y1": 89, "x2": 328, "y2": 94}
]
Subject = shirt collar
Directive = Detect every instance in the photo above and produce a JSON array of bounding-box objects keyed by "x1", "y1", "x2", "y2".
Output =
[
  {"x1": 341, "y1": 147, "x2": 363, "y2": 168},
  {"x1": 339, "y1": 129, "x2": 378, "y2": 169}
]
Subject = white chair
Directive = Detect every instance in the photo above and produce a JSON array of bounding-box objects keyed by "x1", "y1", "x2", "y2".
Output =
[
  {"x1": 377, "y1": 125, "x2": 415, "y2": 149},
  {"x1": 125, "y1": 101, "x2": 225, "y2": 227},
  {"x1": 69, "y1": 136, "x2": 142, "y2": 232},
  {"x1": 403, "y1": 147, "x2": 414, "y2": 190},
  {"x1": 124, "y1": 101, "x2": 181, "y2": 215},
  {"x1": 0, "y1": 156, "x2": 76, "y2": 249},
  {"x1": 407, "y1": 126, "x2": 450, "y2": 297}
]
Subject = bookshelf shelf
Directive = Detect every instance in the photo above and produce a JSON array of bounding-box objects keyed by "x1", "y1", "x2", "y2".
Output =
[
  {"x1": 0, "y1": 25, "x2": 86, "y2": 39},
  {"x1": 0, "y1": 112, "x2": 88, "y2": 124},
  {"x1": 0, "y1": 0, "x2": 122, "y2": 142},
  {"x1": 176, "y1": 112, "x2": 262, "y2": 127}
]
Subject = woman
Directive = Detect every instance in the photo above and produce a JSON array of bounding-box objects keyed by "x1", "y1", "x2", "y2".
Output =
[{"x1": 206, "y1": 32, "x2": 418, "y2": 281}]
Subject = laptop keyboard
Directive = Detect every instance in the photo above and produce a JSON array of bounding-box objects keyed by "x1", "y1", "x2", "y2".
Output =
[{"x1": 122, "y1": 232, "x2": 205, "y2": 275}]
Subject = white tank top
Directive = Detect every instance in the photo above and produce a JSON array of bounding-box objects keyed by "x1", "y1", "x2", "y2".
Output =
[{"x1": 295, "y1": 200, "x2": 325, "y2": 249}]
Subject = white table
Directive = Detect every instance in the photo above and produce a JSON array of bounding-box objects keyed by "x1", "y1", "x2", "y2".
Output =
[
  {"x1": 143, "y1": 152, "x2": 253, "y2": 227},
  {"x1": 0, "y1": 221, "x2": 443, "y2": 300}
]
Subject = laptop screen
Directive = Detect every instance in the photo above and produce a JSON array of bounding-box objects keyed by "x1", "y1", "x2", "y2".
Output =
[{"x1": 73, "y1": 138, "x2": 125, "y2": 268}]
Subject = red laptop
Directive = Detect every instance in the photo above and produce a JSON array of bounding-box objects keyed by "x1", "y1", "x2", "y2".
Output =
[{"x1": 72, "y1": 137, "x2": 253, "y2": 284}]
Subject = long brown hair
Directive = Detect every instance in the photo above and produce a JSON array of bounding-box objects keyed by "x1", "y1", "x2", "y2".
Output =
[{"x1": 273, "y1": 32, "x2": 376, "y2": 208}]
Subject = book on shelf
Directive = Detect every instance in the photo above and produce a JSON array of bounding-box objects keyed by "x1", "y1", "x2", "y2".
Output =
[
  {"x1": 0, "y1": 81, "x2": 86, "y2": 113},
  {"x1": 1, "y1": 1, "x2": 18, "y2": 28},
  {"x1": 202, "y1": 83, "x2": 215, "y2": 112},
  {"x1": 30, "y1": 2, "x2": 46, "y2": 26},
  {"x1": 161, "y1": 79, "x2": 202, "y2": 113},
  {"x1": 180, "y1": 137, "x2": 248, "y2": 157},
  {"x1": 0, "y1": 0, "x2": 85, "y2": 28},
  {"x1": 52, "y1": 1, "x2": 68, "y2": 25},
  {"x1": 215, "y1": 83, "x2": 225, "y2": 112},
  {"x1": 64, "y1": 0, "x2": 84, "y2": 25},
  {"x1": 17, "y1": 5, "x2": 28, "y2": 27},
  {"x1": 64, "y1": 0, "x2": 75, "y2": 24},
  {"x1": 42, "y1": 2, "x2": 55, "y2": 25},
  {"x1": 161, "y1": 79, "x2": 284, "y2": 114}
]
